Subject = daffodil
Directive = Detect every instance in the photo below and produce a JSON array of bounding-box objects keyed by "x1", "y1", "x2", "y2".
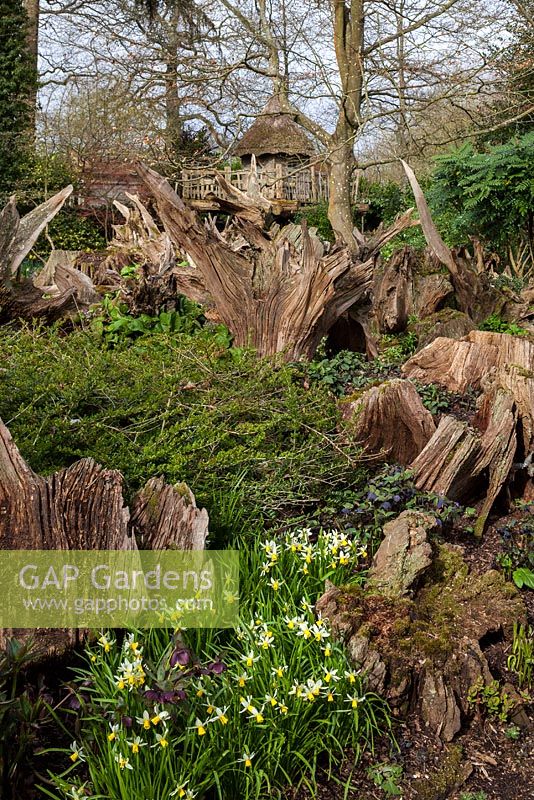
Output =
[
  {"x1": 278, "y1": 702, "x2": 288, "y2": 714},
  {"x1": 108, "y1": 723, "x2": 120, "y2": 742},
  {"x1": 297, "y1": 621, "x2": 312, "y2": 639},
  {"x1": 114, "y1": 753, "x2": 133, "y2": 770},
  {"x1": 265, "y1": 692, "x2": 278, "y2": 707},
  {"x1": 69, "y1": 741, "x2": 85, "y2": 763},
  {"x1": 324, "y1": 668, "x2": 339, "y2": 683},
  {"x1": 239, "y1": 696, "x2": 264, "y2": 723},
  {"x1": 289, "y1": 682, "x2": 304, "y2": 698},
  {"x1": 346, "y1": 693, "x2": 362, "y2": 709},
  {"x1": 212, "y1": 706, "x2": 229, "y2": 725},
  {"x1": 257, "y1": 630, "x2": 274, "y2": 650},
  {"x1": 153, "y1": 730, "x2": 169, "y2": 748},
  {"x1": 271, "y1": 664, "x2": 288, "y2": 679},
  {"x1": 241, "y1": 651, "x2": 259, "y2": 668},
  {"x1": 151, "y1": 705, "x2": 171, "y2": 726},
  {"x1": 170, "y1": 781, "x2": 196, "y2": 798},
  {"x1": 127, "y1": 735, "x2": 146, "y2": 754},
  {"x1": 344, "y1": 669, "x2": 358, "y2": 684},
  {"x1": 192, "y1": 718, "x2": 207, "y2": 736},
  {"x1": 235, "y1": 672, "x2": 250, "y2": 688},
  {"x1": 284, "y1": 615, "x2": 299, "y2": 630},
  {"x1": 98, "y1": 634, "x2": 115, "y2": 653},
  {"x1": 304, "y1": 679, "x2": 323, "y2": 702},
  {"x1": 137, "y1": 710, "x2": 151, "y2": 730},
  {"x1": 124, "y1": 632, "x2": 141, "y2": 655},
  {"x1": 263, "y1": 540, "x2": 279, "y2": 562},
  {"x1": 311, "y1": 623, "x2": 330, "y2": 642},
  {"x1": 238, "y1": 751, "x2": 255, "y2": 768},
  {"x1": 269, "y1": 575, "x2": 283, "y2": 591}
]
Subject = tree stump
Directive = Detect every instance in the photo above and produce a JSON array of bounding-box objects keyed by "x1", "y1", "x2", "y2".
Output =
[
  {"x1": 317, "y1": 538, "x2": 526, "y2": 742},
  {"x1": 402, "y1": 331, "x2": 534, "y2": 393},
  {"x1": 0, "y1": 419, "x2": 208, "y2": 656},
  {"x1": 0, "y1": 188, "x2": 103, "y2": 324},
  {"x1": 136, "y1": 162, "x2": 417, "y2": 360},
  {"x1": 341, "y1": 379, "x2": 435, "y2": 464}
]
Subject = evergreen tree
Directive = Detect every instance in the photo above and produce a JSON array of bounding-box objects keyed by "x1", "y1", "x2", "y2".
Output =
[
  {"x1": 0, "y1": 0, "x2": 37, "y2": 200},
  {"x1": 489, "y1": 0, "x2": 534, "y2": 141}
]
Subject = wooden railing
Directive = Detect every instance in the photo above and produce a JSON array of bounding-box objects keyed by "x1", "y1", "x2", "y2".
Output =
[{"x1": 179, "y1": 165, "x2": 331, "y2": 204}]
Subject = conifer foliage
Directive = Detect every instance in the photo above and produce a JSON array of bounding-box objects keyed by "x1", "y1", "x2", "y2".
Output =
[{"x1": 0, "y1": 0, "x2": 36, "y2": 200}]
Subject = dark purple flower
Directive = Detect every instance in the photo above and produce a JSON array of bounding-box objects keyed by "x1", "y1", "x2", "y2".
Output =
[
  {"x1": 161, "y1": 691, "x2": 177, "y2": 704},
  {"x1": 170, "y1": 648, "x2": 191, "y2": 668},
  {"x1": 175, "y1": 689, "x2": 187, "y2": 701},
  {"x1": 68, "y1": 695, "x2": 81, "y2": 711},
  {"x1": 144, "y1": 689, "x2": 161, "y2": 702},
  {"x1": 121, "y1": 715, "x2": 133, "y2": 728},
  {"x1": 341, "y1": 507, "x2": 351, "y2": 515},
  {"x1": 380, "y1": 501, "x2": 392, "y2": 511},
  {"x1": 436, "y1": 497, "x2": 445, "y2": 509},
  {"x1": 393, "y1": 495, "x2": 401, "y2": 503},
  {"x1": 367, "y1": 492, "x2": 377, "y2": 501},
  {"x1": 208, "y1": 660, "x2": 226, "y2": 675}
]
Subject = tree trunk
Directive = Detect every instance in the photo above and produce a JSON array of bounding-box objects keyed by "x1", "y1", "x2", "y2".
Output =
[
  {"x1": 327, "y1": 132, "x2": 358, "y2": 250},
  {"x1": 22, "y1": 0, "x2": 39, "y2": 135}
]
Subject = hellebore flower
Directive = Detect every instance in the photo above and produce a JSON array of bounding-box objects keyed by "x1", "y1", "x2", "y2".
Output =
[
  {"x1": 170, "y1": 648, "x2": 191, "y2": 668},
  {"x1": 207, "y1": 660, "x2": 226, "y2": 675}
]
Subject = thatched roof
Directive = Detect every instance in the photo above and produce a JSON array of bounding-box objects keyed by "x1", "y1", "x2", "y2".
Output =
[{"x1": 235, "y1": 95, "x2": 316, "y2": 158}]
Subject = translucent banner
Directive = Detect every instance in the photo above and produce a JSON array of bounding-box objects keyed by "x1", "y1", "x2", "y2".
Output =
[{"x1": 0, "y1": 550, "x2": 239, "y2": 628}]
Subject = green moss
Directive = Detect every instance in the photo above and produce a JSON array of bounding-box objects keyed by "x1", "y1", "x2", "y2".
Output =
[
  {"x1": 173, "y1": 482, "x2": 192, "y2": 503},
  {"x1": 510, "y1": 364, "x2": 534, "y2": 379},
  {"x1": 412, "y1": 744, "x2": 465, "y2": 800}
]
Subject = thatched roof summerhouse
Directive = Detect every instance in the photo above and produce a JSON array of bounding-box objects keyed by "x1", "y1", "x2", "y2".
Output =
[{"x1": 235, "y1": 95, "x2": 316, "y2": 166}]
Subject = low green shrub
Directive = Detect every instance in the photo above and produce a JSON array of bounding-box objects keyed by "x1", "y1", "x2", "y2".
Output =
[
  {"x1": 294, "y1": 202, "x2": 334, "y2": 243},
  {"x1": 467, "y1": 678, "x2": 514, "y2": 722},
  {"x1": 478, "y1": 313, "x2": 528, "y2": 336},
  {"x1": 427, "y1": 133, "x2": 534, "y2": 255},
  {"x1": 303, "y1": 339, "x2": 417, "y2": 399},
  {"x1": 42, "y1": 530, "x2": 390, "y2": 799},
  {"x1": 0, "y1": 326, "x2": 366, "y2": 538},
  {"x1": 318, "y1": 464, "x2": 464, "y2": 556},
  {"x1": 304, "y1": 350, "x2": 393, "y2": 397},
  {"x1": 495, "y1": 517, "x2": 534, "y2": 583},
  {"x1": 91, "y1": 295, "x2": 214, "y2": 346},
  {"x1": 367, "y1": 761, "x2": 403, "y2": 797},
  {"x1": 22, "y1": 211, "x2": 106, "y2": 276}
]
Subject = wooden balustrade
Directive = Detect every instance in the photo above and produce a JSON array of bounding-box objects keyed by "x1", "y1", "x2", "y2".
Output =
[
  {"x1": 177, "y1": 166, "x2": 368, "y2": 213},
  {"x1": 179, "y1": 166, "x2": 332, "y2": 204}
]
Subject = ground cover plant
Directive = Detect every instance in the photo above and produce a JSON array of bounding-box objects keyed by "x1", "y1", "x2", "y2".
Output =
[
  {"x1": 41, "y1": 528, "x2": 390, "y2": 800},
  {"x1": 0, "y1": 324, "x2": 366, "y2": 538}
]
